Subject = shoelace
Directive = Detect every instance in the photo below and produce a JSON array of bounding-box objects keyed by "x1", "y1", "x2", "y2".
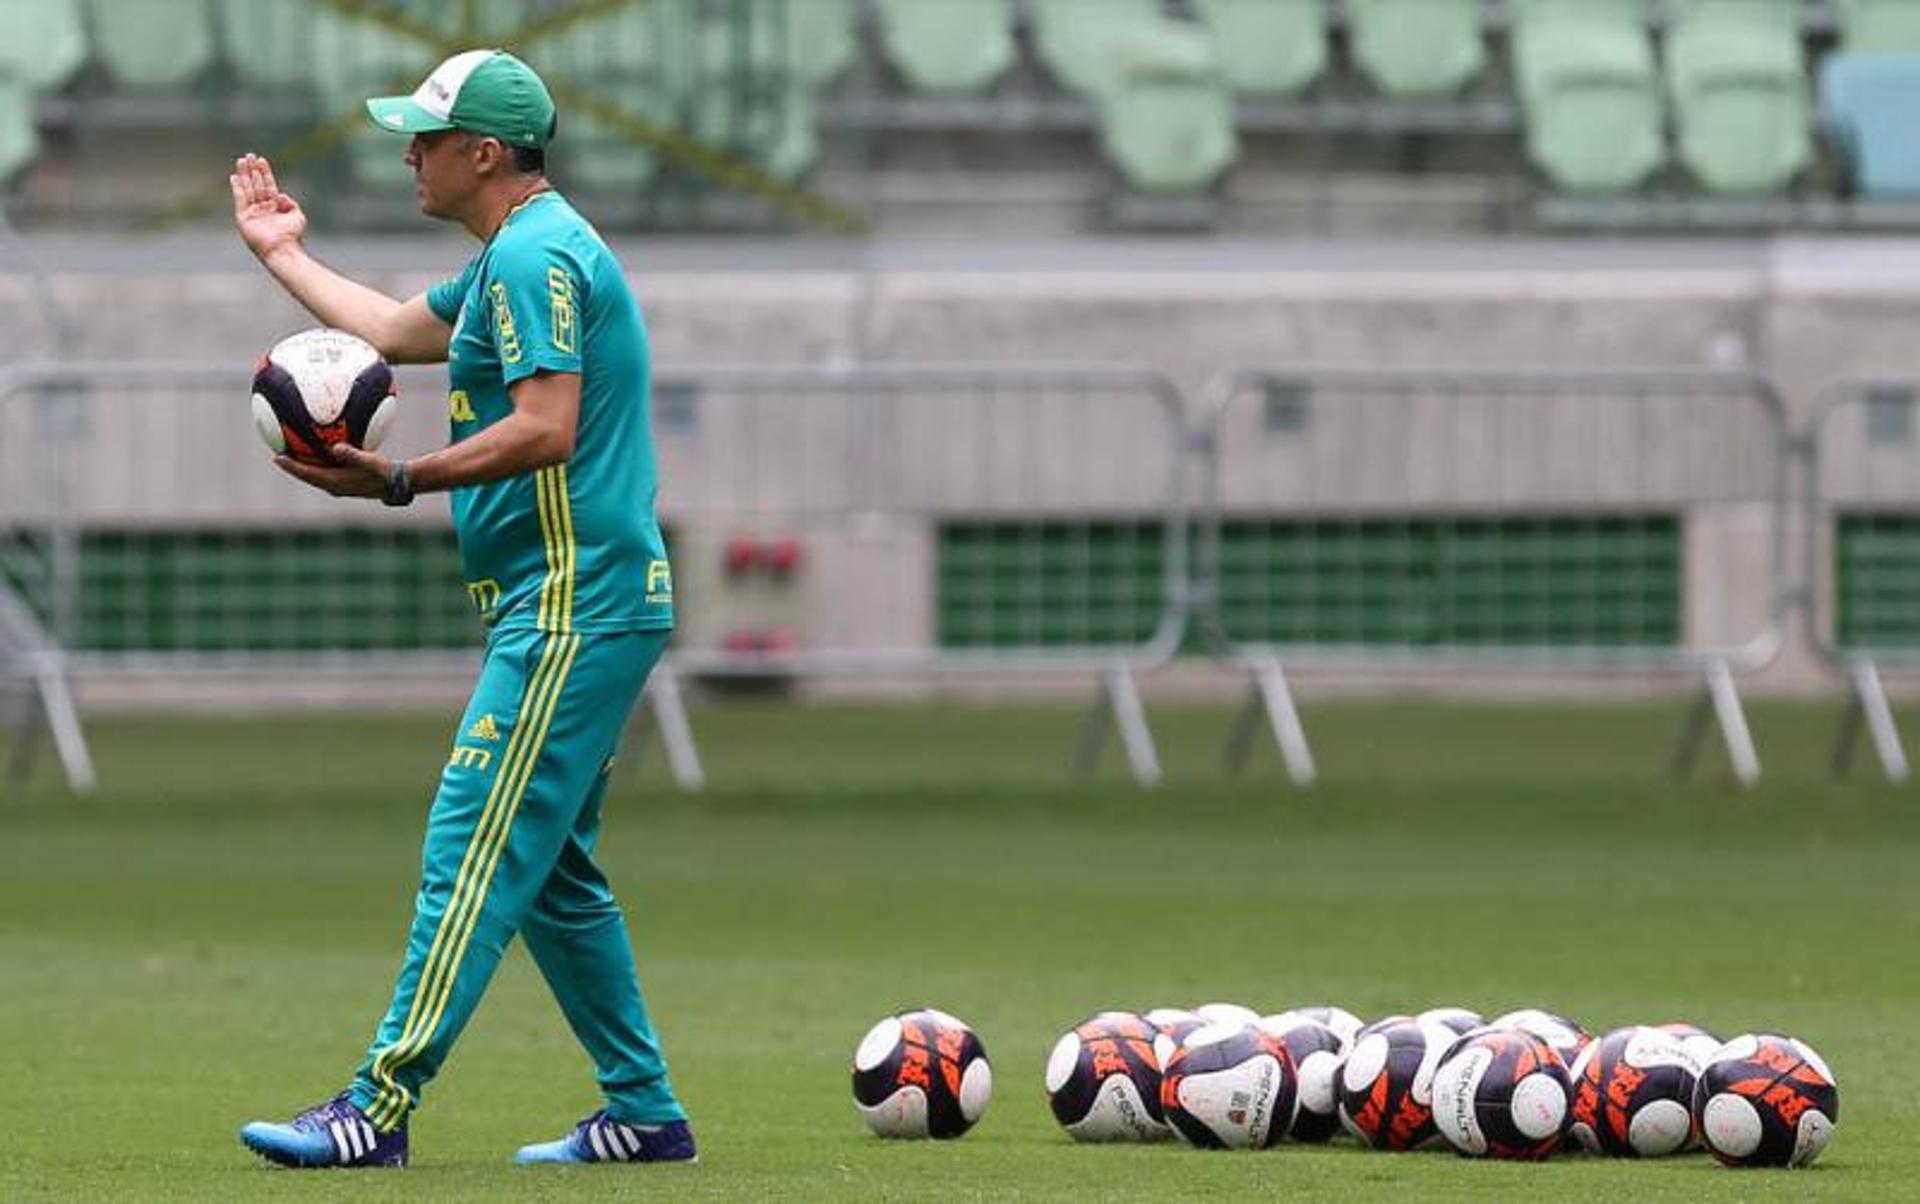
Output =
[{"x1": 294, "y1": 1093, "x2": 356, "y2": 1131}]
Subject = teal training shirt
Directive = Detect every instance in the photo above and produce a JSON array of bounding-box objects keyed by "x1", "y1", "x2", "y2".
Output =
[{"x1": 426, "y1": 191, "x2": 673, "y2": 635}]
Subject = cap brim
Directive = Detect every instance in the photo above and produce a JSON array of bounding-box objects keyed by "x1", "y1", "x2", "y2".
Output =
[{"x1": 365, "y1": 96, "x2": 456, "y2": 135}]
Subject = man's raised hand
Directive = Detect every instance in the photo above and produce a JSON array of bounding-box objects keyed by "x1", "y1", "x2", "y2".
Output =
[{"x1": 230, "y1": 153, "x2": 307, "y2": 264}]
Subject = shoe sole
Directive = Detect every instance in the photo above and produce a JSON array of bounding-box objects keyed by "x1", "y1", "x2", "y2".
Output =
[{"x1": 241, "y1": 1131, "x2": 407, "y2": 1170}]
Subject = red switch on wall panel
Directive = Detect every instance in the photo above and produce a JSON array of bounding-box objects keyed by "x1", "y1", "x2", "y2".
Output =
[
  {"x1": 724, "y1": 535, "x2": 759, "y2": 578},
  {"x1": 764, "y1": 537, "x2": 803, "y2": 579}
]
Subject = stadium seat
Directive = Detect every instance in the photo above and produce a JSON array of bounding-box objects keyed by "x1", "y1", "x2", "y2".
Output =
[
  {"x1": 1510, "y1": 0, "x2": 1650, "y2": 21},
  {"x1": 684, "y1": 14, "x2": 819, "y2": 179},
  {"x1": 780, "y1": 0, "x2": 858, "y2": 88},
  {"x1": 1346, "y1": 0, "x2": 1486, "y2": 98},
  {"x1": 0, "y1": 72, "x2": 37, "y2": 183},
  {"x1": 1189, "y1": 0, "x2": 1328, "y2": 98},
  {"x1": 1835, "y1": 0, "x2": 1920, "y2": 51},
  {"x1": 1099, "y1": 19, "x2": 1236, "y2": 195},
  {"x1": 215, "y1": 0, "x2": 316, "y2": 90},
  {"x1": 761, "y1": 87, "x2": 819, "y2": 181},
  {"x1": 310, "y1": 9, "x2": 440, "y2": 190},
  {"x1": 0, "y1": 0, "x2": 88, "y2": 92},
  {"x1": 1666, "y1": 0, "x2": 1811, "y2": 193},
  {"x1": 1512, "y1": 2, "x2": 1665, "y2": 193},
  {"x1": 87, "y1": 0, "x2": 216, "y2": 90},
  {"x1": 873, "y1": 0, "x2": 1016, "y2": 95},
  {"x1": 1822, "y1": 52, "x2": 1920, "y2": 195},
  {"x1": 1032, "y1": 0, "x2": 1164, "y2": 97},
  {"x1": 539, "y1": 1, "x2": 677, "y2": 192}
]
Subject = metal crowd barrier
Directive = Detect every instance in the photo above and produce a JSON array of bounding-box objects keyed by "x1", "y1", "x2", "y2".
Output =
[
  {"x1": 1194, "y1": 366, "x2": 1794, "y2": 787},
  {"x1": 0, "y1": 361, "x2": 1192, "y2": 790},
  {"x1": 0, "y1": 359, "x2": 1850, "y2": 796},
  {"x1": 645, "y1": 362, "x2": 1193, "y2": 786},
  {"x1": 1802, "y1": 378, "x2": 1920, "y2": 784}
]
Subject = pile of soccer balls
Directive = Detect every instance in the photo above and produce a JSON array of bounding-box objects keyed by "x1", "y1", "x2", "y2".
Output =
[{"x1": 851, "y1": 1003, "x2": 1839, "y2": 1169}]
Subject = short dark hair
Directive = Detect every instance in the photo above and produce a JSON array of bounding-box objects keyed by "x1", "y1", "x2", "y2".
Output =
[{"x1": 511, "y1": 144, "x2": 545, "y2": 175}]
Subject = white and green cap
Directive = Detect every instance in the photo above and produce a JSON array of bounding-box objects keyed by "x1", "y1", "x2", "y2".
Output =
[{"x1": 366, "y1": 49, "x2": 556, "y2": 148}]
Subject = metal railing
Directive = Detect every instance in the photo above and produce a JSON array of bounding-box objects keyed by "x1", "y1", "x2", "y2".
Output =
[
  {"x1": 0, "y1": 359, "x2": 1192, "y2": 789},
  {"x1": 646, "y1": 361, "x2": 1194, "y2": 785},
  {"x1": 1802, "y1": 378, "x2": 1920, "y2": 784},
  {"x1": 1193, "y1": 366, "x2": 1795, "y2": 786},
  {"x1": 4, "y1": 357, "x2": 1884, "y2": 796}
]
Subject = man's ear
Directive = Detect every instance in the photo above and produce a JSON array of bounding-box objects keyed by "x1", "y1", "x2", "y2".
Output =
[{"x1": 473, "y1": 136, "x2": 507, "y2": 177}]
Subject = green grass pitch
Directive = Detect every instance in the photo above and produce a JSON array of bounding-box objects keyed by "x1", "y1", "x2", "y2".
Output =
[{"x1": 2, "y1": 699, "x2": 1917, "y2": 1201}]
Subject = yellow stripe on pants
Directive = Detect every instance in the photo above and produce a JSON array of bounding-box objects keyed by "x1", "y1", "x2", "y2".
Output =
[{"x1": 365, "y1": 633, "x2": 577, "y2": 1126}]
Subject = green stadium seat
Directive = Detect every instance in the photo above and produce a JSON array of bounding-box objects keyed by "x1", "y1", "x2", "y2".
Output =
[
  {"x1": 1347, "y1": 0, "x2": 1485, "y2": 97},
  {"x1": 1099, "y1": 19, "x2": 1236, "y2": 195},
  {"x1": 1510, "y1": 0, "x2": 1650, "y2": 21},
  {"x1": 1513, "y1": 5, "x2": 1664, "y2": 193},
  {"x1": 1032, "y1": 0, "x2": 1163, "y2": 97},
  {"x1": 1822, "y1": 52, "x2": 1920, "y2": 195},
  {"x1": 310, "y1": 9, "x2": 440, "y2": 190},
  {"x1": 0, "y1": 0, "x2": 88, "y2": 92},
  {"x1": 215, "y1": 0, "x2": 316, "y2": 90},
  {"x1": 874, "y1": 0, "x2": 1016, "y2": 95},
  {"x1": 537, "y1": 1, "x2": 677, "y2": 192},
  {"x1": 1666, "y1": 0, "x2": 1810, "y2": 193},
  {"x1": 1835, "y1": 0, "x2": 1920, "y2": 51},
  {"x1": 779, "y1": 0, "x2": 858, "y2": 88},
  {"x1": 684, "y1": 12, "x2": 818, "y2": 179},
  {"x1": 761, "y1": 86, "x2": 819, "y2": 180},
  {"x1": 0, "y1": 72, "x2": 37, "y2": 183},
  {"x1": 1190, "y1": 0, "x2": 1327, "y2": 98},
  {"x1": 87, "y1": 0, "x2": 215, "y2": 89},
  {"x1": 563, "y1": 105, "x2": 663, "y2": 193}
]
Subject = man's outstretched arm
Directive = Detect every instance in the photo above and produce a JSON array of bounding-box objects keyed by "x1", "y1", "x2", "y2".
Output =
[{"x1": 230, "y1": 152, "x2": 451, "y2": 365}]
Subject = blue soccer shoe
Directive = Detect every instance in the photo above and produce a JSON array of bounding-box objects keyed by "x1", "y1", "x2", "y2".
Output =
[
  {"x1": 240, "y1": 1092, "x2": 408, "y2": 1168},
  {"x1": 514, "y1": 1111, "x2": 697, "y2": 1165}
]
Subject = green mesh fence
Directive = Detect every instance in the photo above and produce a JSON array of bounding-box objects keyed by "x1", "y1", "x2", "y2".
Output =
[
  {"x1": 938, "y1": 519, "x2": 1169, "y2": 649},
  {"x1": 1836, "y1": 513, "x2": 1920, "y2": 651},
  {"x1": 1213, "y1": 514, "x2": 1683, "y2": 649},
  {"x1": 936, "y1": 513, "x2": 1683, "y2": 651},
  {"x1": 6, "y1": 527, "x2": 479, "y2": 653}
]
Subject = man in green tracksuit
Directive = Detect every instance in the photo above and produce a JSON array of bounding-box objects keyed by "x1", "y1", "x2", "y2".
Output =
[{"x1": 231, "y1": 49, "x2": 694, "y2": 1169}]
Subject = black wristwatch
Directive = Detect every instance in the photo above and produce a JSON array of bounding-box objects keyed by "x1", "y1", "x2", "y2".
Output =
[{"x1": 382, "y1": 459, "x2": 415, "y2": 508}]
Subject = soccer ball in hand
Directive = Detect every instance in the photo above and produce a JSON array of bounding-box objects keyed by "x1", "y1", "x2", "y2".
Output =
[
  {"x1": 251, "y1": 328, "x2": 397, "y2": 465},
  {"x1": 1044, "y1": 1011, "x2": 1170, "y2": 1142},
  {"x1": 1693, "y1": 1033, "x2": 1838, "y2": 1168},
  {"x1": 1431, "y1": 1028, "x2": 1572, "y2": 1160},
  {"x1": 851, "y1": 1009, "x2": 992, "y2": 1139}
]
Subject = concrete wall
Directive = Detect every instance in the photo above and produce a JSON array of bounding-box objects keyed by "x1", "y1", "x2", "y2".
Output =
[{"x1": 6, "y1": 234, "x2": 1920, "y2": 699}]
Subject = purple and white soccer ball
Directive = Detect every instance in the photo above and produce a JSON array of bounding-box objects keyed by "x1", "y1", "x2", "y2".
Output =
[
  {"x1": 1158, "y1": 1020, "x2": 1299, "y2": 1150},
  {"x1": 250, "y1": 328, "x2": 397, "y2": 465},
  {"x1": 1256, "y1": 1013, "x2": 1348, "y2": 1142},
  {"x1": 850, "y1": 1008, "x2": 992, "y2": 1139},
  {"x1": 1693, "y1": 1034, "x2": 1839, "y2": 1168},
  {"x1": 1044, "y1": 1011, "x2": 1169, "y2": 1143},
  {"x1": 1418, "y1": 1006, "x2": 1486, "y2": 1037},
  {"x1": 1268, "y1": 1004, "x2": 1365, "y2": 1048},
  {"x1": 1567, "y1": 1026, "x2": 1703, "y2": 1157},
  {"x1": 1489, "y1": 1008, "x2": 1592, "y2": 1069}
]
